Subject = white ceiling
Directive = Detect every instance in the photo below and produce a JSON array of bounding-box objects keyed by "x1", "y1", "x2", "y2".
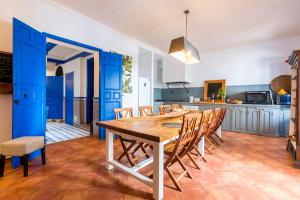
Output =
[
  {"x1": 47, "y1": 44, "x2": 82, "y2": 60},
  {"x1": 50, "y1": 0, "x2": 300, "y2": 54}
]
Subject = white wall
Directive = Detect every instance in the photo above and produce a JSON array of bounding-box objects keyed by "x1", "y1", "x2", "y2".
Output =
[
  {"x1": 46, "y1": 62, "x2": 57, "y2": 76},
  {"x1": 139, "y1": 50, "x2": 152, "y2": 79},
  {"x1": 0, "y1": 19, "x2": 12, "y2": 143},
  {"x1": 187, "y1": 36, "x2": 300, "y2": 87}
]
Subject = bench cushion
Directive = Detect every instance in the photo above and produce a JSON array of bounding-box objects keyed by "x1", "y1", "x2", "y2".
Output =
[{"x1": 0, "y1": 136, "x2": 44, "y2": 156}]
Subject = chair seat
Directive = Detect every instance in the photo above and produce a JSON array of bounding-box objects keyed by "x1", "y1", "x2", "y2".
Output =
[{"x1": 0, "y1": 136, "x2": 44, "y2": 156}]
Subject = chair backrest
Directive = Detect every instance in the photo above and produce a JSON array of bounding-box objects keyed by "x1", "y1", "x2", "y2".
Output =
[
  {"x1": 206, "y1": 108, "x2": 223, "y2": 136},
  {"x1": 114, "y1": 107, "x2": 133, "y2": 119},
  {"x1": 171, "y1": 104, "x2": 181, "y2": 110},
  {"x1": 139, "y1": 105, "x2": 153, "y2": 117},
  {"x1": 214, "y1": 107, "x2": 226, "y2": 129},
  {"x1": 188, "y1": 109, "x2": 213, "y2": 150},
  {"x1": 165, "y1": 112, "x2": 202, "y2": 164},
  {"x1": 159, "y1": 105, "x2": 172, "y2": 113}
]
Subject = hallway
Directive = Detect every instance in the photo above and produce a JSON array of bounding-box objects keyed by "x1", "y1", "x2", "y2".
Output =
[{"x1": 46, "y1": 122, "x2": 90, "y2": 144}]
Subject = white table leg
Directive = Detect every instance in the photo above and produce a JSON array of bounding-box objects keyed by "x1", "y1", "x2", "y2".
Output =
[
  {"x1": 106, "y1": 129, "x2": 114, "y2": 170},
  {"x1": 199, "y1": 136, "x2": 205, "y2": 157},
  {"x1": 153, "y1": 142, "x2": 164, "y2": 200},
  {"x1": 217, "y1": 126, "x2": 222, "y2": 139}
]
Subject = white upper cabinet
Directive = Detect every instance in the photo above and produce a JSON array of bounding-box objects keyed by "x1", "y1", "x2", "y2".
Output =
[{"x1": 162, "y1": 56, "x2": 191, "y2": 83}]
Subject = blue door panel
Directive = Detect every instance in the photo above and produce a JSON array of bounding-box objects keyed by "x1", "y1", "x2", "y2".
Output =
[
  {"x1": 13, "y1": 18, "x2": 46, "y2": 168},
  {"x1": 65, "y1": 72, "x2": 74, "y2": 125},
  {"x1": 99, "y1": 51, "x2": 122, "y2": 139},
  {"x1": 46, "y1": 76, "x2": 63, "y2": 119},
  {"x1": 86, "y1": 58, "x2": 94, "y2": 123}
]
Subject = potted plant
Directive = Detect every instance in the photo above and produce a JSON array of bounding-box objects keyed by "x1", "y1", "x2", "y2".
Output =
[{"x1": 217, "y1": 88, "x2": 225, "y2": 101}]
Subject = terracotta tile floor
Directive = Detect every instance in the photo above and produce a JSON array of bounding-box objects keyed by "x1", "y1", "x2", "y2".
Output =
[{"x1": 1, "y1": 131, "x2": 300, "y2": 200}]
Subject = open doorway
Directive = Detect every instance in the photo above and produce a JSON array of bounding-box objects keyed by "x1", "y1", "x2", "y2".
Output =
[{"x1": 45, "y1": 38, "x2": 98, "y2": 144}]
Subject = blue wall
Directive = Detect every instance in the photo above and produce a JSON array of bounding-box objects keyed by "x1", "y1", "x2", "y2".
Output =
[{"x1": 154, "y1": 84, "x2": 271, "y2": 102}]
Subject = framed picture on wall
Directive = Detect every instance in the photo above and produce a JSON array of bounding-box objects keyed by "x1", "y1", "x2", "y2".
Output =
[
  {"x1": 204, "y1": 79, "x2": 226, "y2": 102},
  {"x1": 122, "y1": 55, "x2": 133, "y2": 94}
]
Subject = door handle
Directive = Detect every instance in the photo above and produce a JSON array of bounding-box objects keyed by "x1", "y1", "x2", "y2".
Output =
[{"x1": 14, "y1": 100, "x2": 20, "y2": 104}]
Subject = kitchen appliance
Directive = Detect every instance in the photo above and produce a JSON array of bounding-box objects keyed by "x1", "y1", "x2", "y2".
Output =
[{"x1": 245, "y1": 91, "x2": 272, "y2": 104}]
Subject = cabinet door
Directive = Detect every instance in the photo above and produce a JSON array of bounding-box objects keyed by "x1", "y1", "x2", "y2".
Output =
[
  {"x1": 246, "y1": 107, "x2": 260, "y2": 134},
  {"x1": 198, "y1": 105, "x2": 213, "y2": 111},
  {"x1": 279, "y1": 109, "x2": 290, "y2": 137},
  {"x1": 231, "y1": 106, "x2": 247, "y2": 132},
  {"x1": 259, "y1": 108, "x2": 280, "y2": 136},
  {"x1": 222, "y1": 107, "x2": 232, "y2": 131}
]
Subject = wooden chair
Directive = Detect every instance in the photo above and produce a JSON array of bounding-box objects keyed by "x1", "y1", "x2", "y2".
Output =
[
  {"x1": 139, "y1": 105, "x2": 153, "y2": 117},
  {"x1": 171, "y1": 104, "x2": 181, "y2": 111},
  {"x1": 163, "y1": 112, "x2": 202, "y2": 192},
  {"x1": 181, "y1": 110, "x2": 213, "y2": 169},
  {"x1": 159, "y1": 105, "x2": 172, "y2": 113},
  {"x1": 114, "y1": 108, "x2": 150, "y2": 166},
  {"x1": 212, "y1": 108, "x2": 226, "y2": 143},
  {"x1": 205, "y1": 108, "x2": 224, "y2": 151}
]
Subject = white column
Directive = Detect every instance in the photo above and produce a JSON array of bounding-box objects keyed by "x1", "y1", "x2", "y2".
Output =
[
  {"x1": 199, "y1": 136, "x2": 205, "y2": 157},
  {"x1": 153, "y1": 142, "x2": 164, "y2": 200},
  {"x1": 106, "y1": 129, "x2": 114, "y2": 170},
  {"x1": 217, "y1": 126, "x2": 222, "y2": 139}
]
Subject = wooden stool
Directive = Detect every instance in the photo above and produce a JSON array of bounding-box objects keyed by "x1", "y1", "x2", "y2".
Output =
[{"x1": 0, "y1": 136, "x2": 46, "y2": 177}]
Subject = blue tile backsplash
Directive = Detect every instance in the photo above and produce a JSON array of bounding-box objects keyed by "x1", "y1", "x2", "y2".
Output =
[{"x1": 154, "y1": 84, "x2": 271, "y2": 102}]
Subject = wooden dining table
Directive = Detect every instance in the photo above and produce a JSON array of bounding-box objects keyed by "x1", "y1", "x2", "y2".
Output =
[{"x1": 96, "y1": 111, "x2": 205, "y2": 200}]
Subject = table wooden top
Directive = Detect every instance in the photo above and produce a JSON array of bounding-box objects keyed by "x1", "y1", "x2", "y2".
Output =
[{"x1": 96, "y1": 112, "x2": 187, "y2": 142}]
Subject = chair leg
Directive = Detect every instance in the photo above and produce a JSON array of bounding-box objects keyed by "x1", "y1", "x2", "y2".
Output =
[
  {"x1": 23, "y1": 154, "x2": 29, "y2": 177},
  {"x1": 41, "y1": 147, "x2": 46, "y2": 165},
  {"x1": 0, "y1": 155, "x2": 5, "y2": 177},
  {"x1": 210, "y1": 135, "x2": 221, "y2": 145},
  {"x1": 117, "y1": 142, "x2": 135, "y2": 161},
  {"x1": 139, "y1": 142, "x2": 150, "y2": 158},
  {"x1": 119, "y1": 138, "x2": 135, "y2": 167},
  {"x1": 176, "y1": 155, "x2": 193, "y2": 179},
  {"x1": 214, "y1": 133, "x2": 223, "y2": 143},
  {"x1": 193, "y1": 145, "x2": 207, "y2": 163},
  {"x1": 187, "y1": 152, "x2": 201, "y2": 170},
  {"x1": 165, "y1": 166, "x2": 183, "y2": 192}
]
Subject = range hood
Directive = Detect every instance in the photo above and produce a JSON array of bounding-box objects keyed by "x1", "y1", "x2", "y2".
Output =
[{"x1": 165, "y1": 81, "x2": 189, "y2": 94}]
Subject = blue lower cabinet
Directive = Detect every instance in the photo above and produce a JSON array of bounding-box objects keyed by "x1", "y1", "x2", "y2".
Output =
[
  {"x1": 258, "y1": 107, "x2": 280, "y2": 136},
  {"x1": 200, "y1": 104, "x2": 289, "y2": 137},
  {"x1": 231, "y1": 106, "x2": 247, "y2": 132},
  {"x1": 279, "y1": 109, "x2": 290, "y2": 137},
  {"x1": 246, "y1": 107, "x2": 260, "y2": 134}
]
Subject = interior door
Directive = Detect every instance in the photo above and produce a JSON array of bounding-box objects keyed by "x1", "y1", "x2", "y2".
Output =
[
  {"x1": 65, "y1": 72, "x2": 74, "y2": 125},
  {"x1": 99, "y1": 51, "x2": 122, "y2": 139},
  {"x1": 12, "y1": 18, "x2": 46, "y2": 168},
  {"x1": 86, "y1": 58, "x2": 94, "y2": 124},
  {"x1": 46, "y1": 76, "x2": 63, "y2": 119}
]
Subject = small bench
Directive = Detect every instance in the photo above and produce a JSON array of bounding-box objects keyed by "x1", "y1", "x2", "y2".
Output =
[{"x1": 0, "y1": 136, "x2": 46, "y2": 177}]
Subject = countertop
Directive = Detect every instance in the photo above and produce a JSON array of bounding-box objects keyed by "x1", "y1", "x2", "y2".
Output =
[{"x1": 155, "y1": 100, "x2": 290, "y2": 108}]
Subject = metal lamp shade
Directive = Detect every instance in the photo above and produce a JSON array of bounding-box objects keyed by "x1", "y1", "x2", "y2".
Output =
[{"x1": 168, "y1": 36, "x2": 200, "y2": 64}]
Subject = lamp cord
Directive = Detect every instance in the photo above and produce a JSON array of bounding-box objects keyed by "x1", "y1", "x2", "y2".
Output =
[{"x1": 184, "y1": 9, "x2": 190, "y2": 39}]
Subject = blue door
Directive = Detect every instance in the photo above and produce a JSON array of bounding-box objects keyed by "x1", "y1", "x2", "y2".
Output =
[
  {"x1": 99, "y1": 51, "x2": 122, "y2": 139},
  {"x1": 46, "y1": 76, "x2": 63, "y2": 119},
  {"x1": 65, "y1": 72, "x2": 74, "y2": 125},
  {"x1": 86, "y1": 58, "x2": 94, "y2": 124},
  {"x1": 12, "y1": 18, "x2": 46, "y2": 168}
]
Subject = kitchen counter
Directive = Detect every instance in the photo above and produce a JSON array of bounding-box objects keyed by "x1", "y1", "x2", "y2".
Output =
[
  {"x1": 154, "y1": 100, "x2": 290, "y2": 137},
  {"x1": 158, "y1": 100, "x2": 290, "y2": 108}
]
